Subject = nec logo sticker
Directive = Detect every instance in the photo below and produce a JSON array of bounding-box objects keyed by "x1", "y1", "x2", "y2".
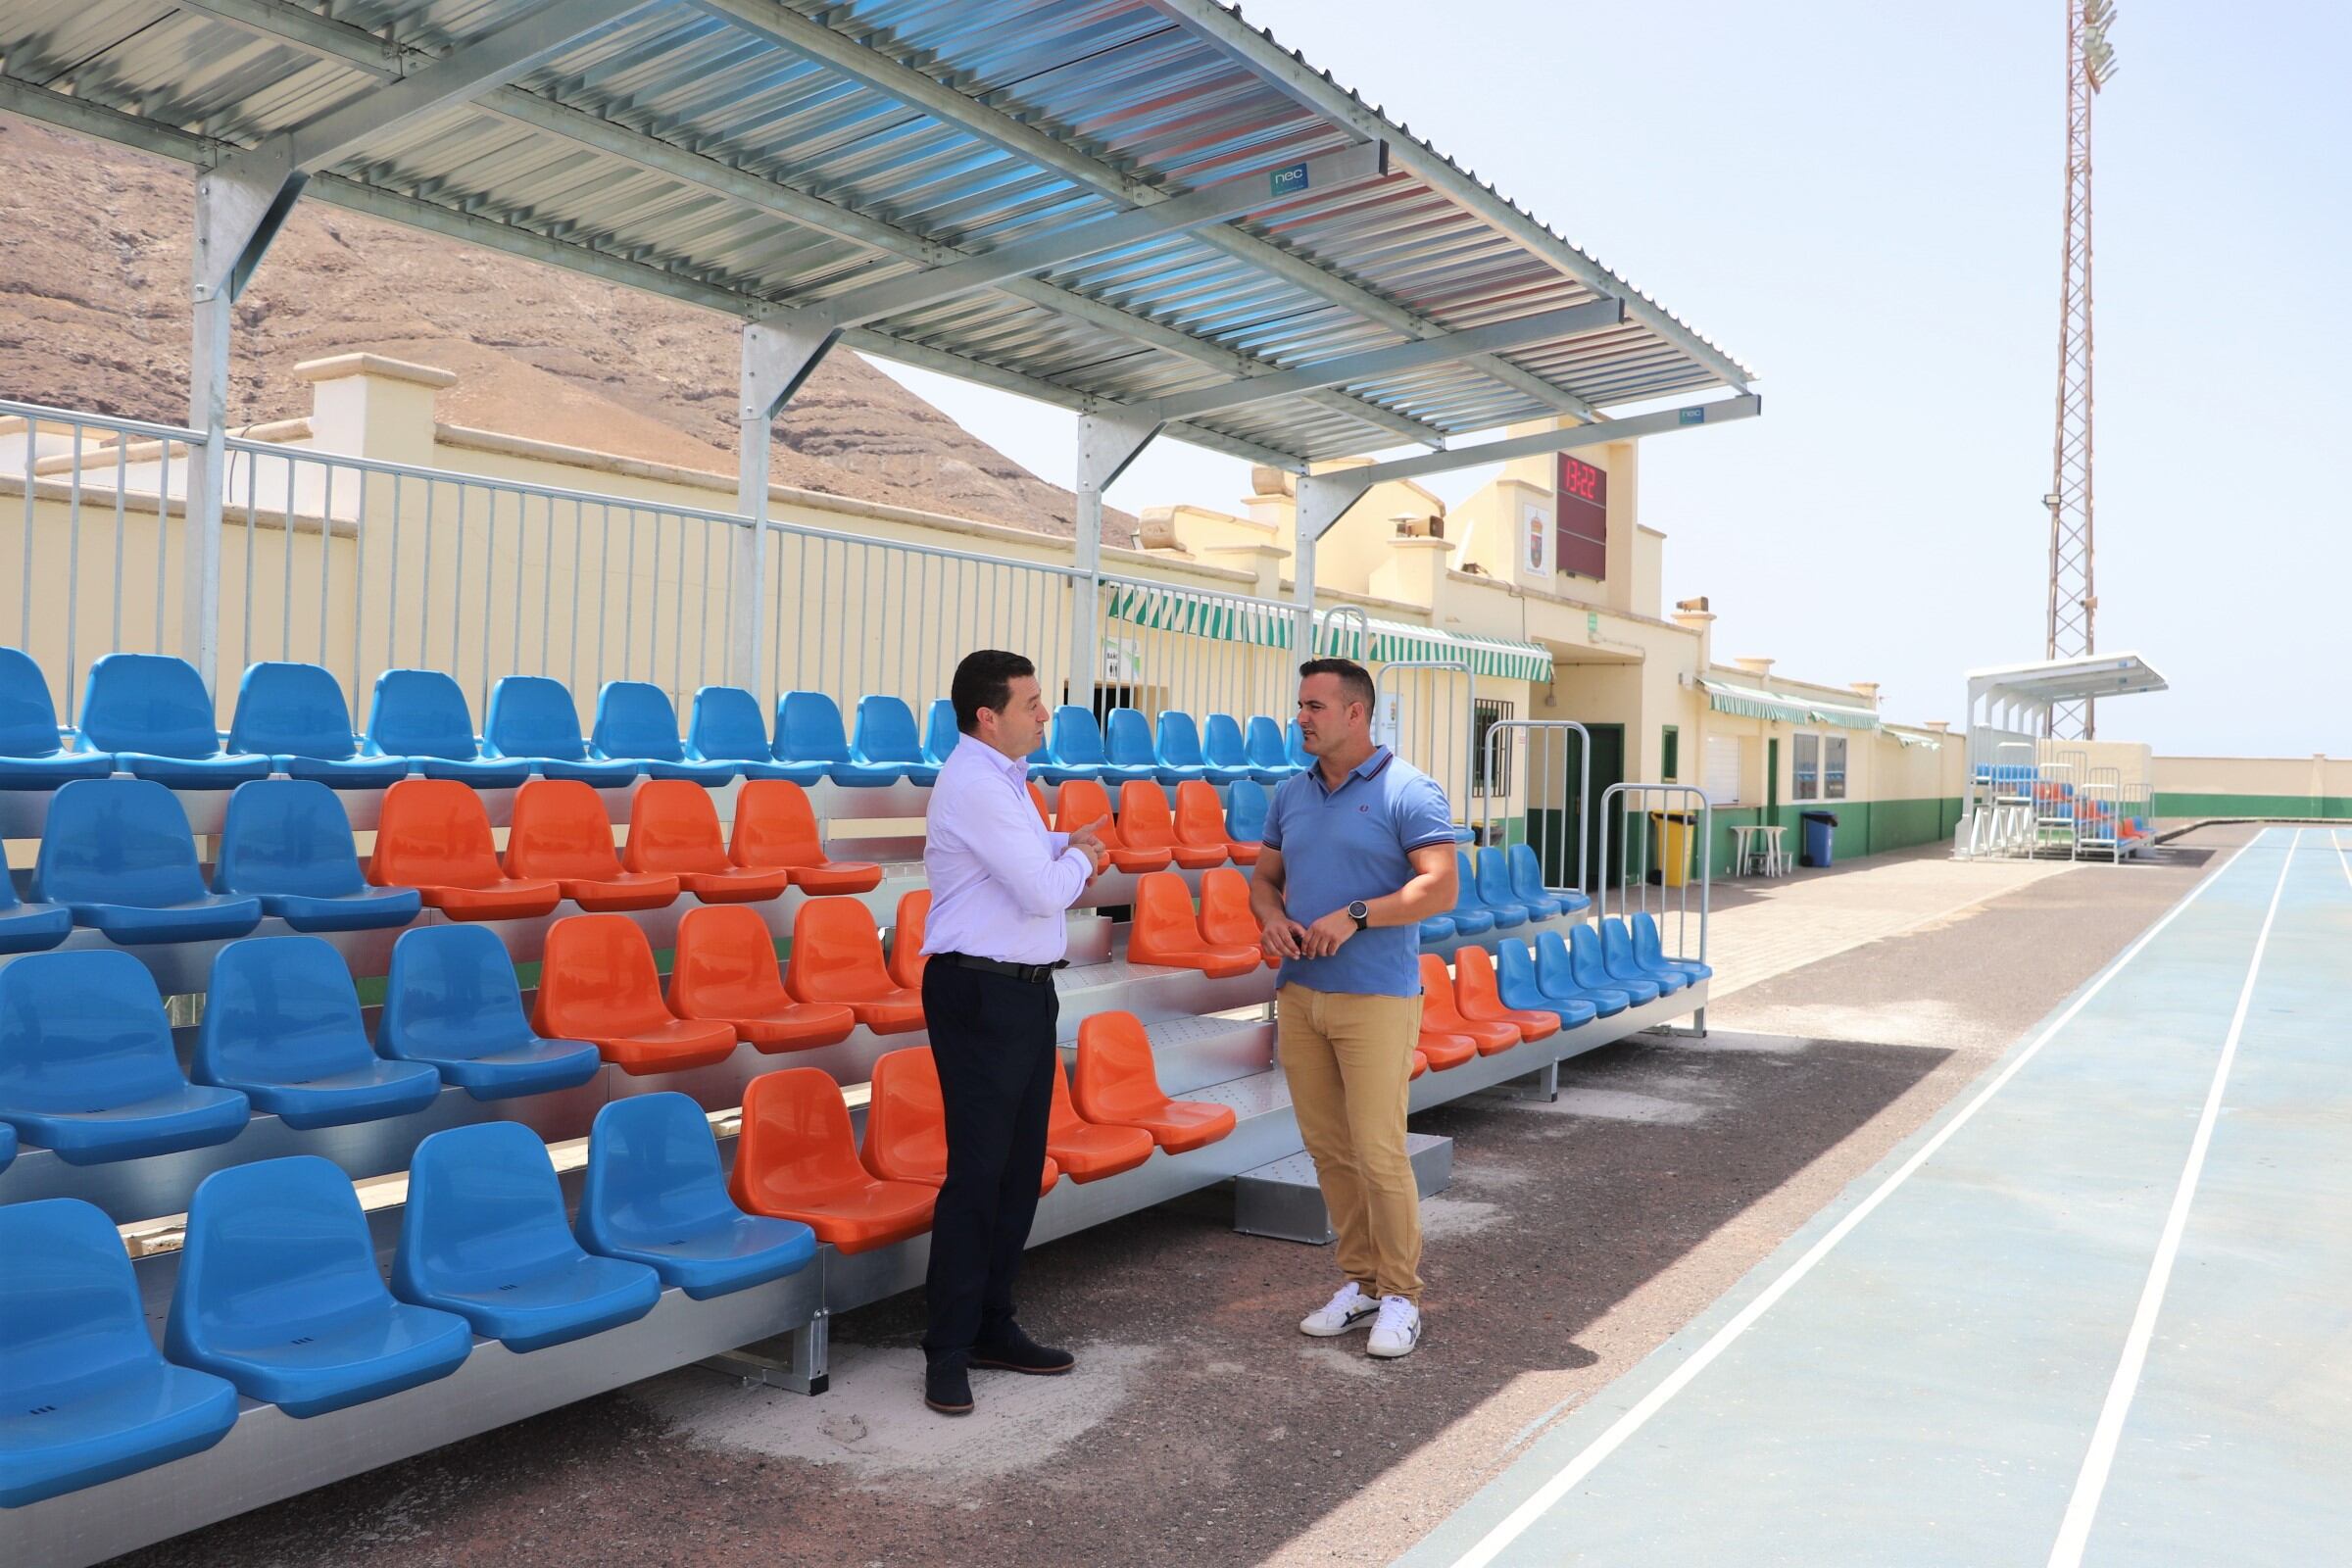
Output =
[{"x1": 1269, "y1": 161, "x2": 1310, "y2": 198}]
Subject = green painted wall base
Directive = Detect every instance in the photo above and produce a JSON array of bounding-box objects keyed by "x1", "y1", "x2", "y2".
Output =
[
  {"x1": 1696, "y1": 797, "x2": 1965, "y2": 878},
  {"x1": 2154, "y1": 793, "x2": 2352, "y2": 821}
]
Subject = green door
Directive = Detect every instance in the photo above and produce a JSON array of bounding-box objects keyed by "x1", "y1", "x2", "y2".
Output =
[
  {"x1": 1525, "y1": 722, "x2": 1622, "y2": 894},
  {"x1": 1767, "y1": 737, "x2": 1781, "y2": 822}
]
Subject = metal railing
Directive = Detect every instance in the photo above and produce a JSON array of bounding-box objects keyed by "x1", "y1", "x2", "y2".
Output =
[
  {"x1": 1478, "y1": 719, "x2": 1591, "y2": 893},
  {"x1": 1597, "y1": 782, "x2": 1711, "y2": 971}
]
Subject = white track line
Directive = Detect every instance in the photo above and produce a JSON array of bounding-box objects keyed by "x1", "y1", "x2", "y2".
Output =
[
  {"x1": 1445, "y1": 828, "x2": 2272, "y2": 1568},
  {"x1": 2045, "y1": 827, "x2": 2300, "y2": 1564}
]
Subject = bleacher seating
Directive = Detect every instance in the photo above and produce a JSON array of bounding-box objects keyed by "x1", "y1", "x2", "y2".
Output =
[
  {"x1": 1159, "y1": 710, "x2": 1250, "y2": 785},
  {"x1": 0, "y1": 866, "x2": 72, "y2": 954},
  {"x1": 77, "y1": 653, "x2": 270, "y2": 788},
  {"x1": 1199, "y1": 713, "x2": 1259, "y2": 786},
  {"x1": 165, "y1": 1156, "x2": 473, "y2": 1416},
  {"x1": 1244, "y1": 714, "x2": 1301, "y2": 784},
  {"x1": 0, "y1": 646, "x2": 115, "y2": 786},
  {"x1": 1570, "y1": 921, "x2": 1658, "y2": 1005},
  {"x1": 1119, "y1": 780, "x2": 1224, "y2": 869},
  {"x1": 1196, "y1": 867, "x2": 1268, "y2": 965},
  {"x1": 482, "y1": 675, "x2": 641, "y2": 787},
  {"x1": 32, "y1": 779, "x2": 265, "y2": 943},
  {"x1": 727, "y1": 1067, "x2": 938, "y2": 1252},
  {"x1": 214, "y1": 779, "x2": 422, "y2": 931},
  {"x1": 363, "y1": 669, "x2": 530, "y2": 787},
  {"x1": 888, "y1": 888, "x2": 930, "y2": 991},
  {"x1": 0, "y1": 1198, "x2": 239, "y2": 1507},
  {"x1": 1602, "y1": 916, "x2": 1688, "y2": 996},
  {"x1": 1042, "y1": 706, "x2": 1152, "y2": 786},
  {"x1": 1473, "y1": 848, "x2": 1540, "y2": 926},
  {"x1": 590, "y1": 681, "x2": 736, "y2": 785},
  {"x1": 784, "y1": 899, "x2": 924, "y2": 1033},
  {"x1": 1045, "y1": 1056, "x2": 1154, "y2": 1182},
  {"x1": 1054, "y1": 777, "x2": 1166, "y2": 872},
  {"x1": 730, "y1": 779, "x2": 883, "y2": 891},
  {"x1": 1414, "y1": 1021, "x2": 1476, "y2": 1070},
  {"x1": 1107, "y1": 707, "x2": 1194, "y2": 784},
  {"x1": 1126, "y1": 872, "x2": 1258, "y2": 977},
  {"x1": 1071, "y1": 1011, "x2": 1237, "y2": 1152},
  {"x1": 378, "y1": 925, "x2": 603, "y2": 1099},
  {"x1": 1215, "y1": 779, "x2": 1267, "y2": 864},
  {"x1": 668, "y1": 905, "x2": 857, "y2": 1052},
  {"x1": 392, "y1": 1122, "x2": 663, "y2": 1352},
  {"x1": 504, "y1": 778, "x2": 681, "y2": 910},
  {"x1": 1457, "y1": 850, "x2": 1526, "y2": 930},
  {"x1": 683, "y1": 685, "x2": 825, "y2": 784},
  {"x1": 620, "y1": 779, "x2": 790, "y2": 902},
  {"x1": 851, "y1": 695, "x2": 941, "y2": 787},
  {"x1": 0, "y1": 950, "x2": 250, "y2": 1163},
  {"x1": 777, "y1": 690, "x2": 902, "y2": 787},
  {"x1": 227, "y1": 661, "x2": 410, "y2": 788},
  {"x1": 921, "y1": 698, "x2": 960, "y2": 768},
  {"x1": 192, "y1": 937, "x2": 443, "y2": 1129},
  {"x1": 1169, "y1": 780, "x2": 1243, "y2": 866},
  {"x1": 533, "y1": 914, "x2": 739, "y2": 1074},
  {"x1": 574, "y1": 1094, "x2": 819, "y2": 1299},
  {"x1": 861, "y1": 1046, "x2": 1060, "y2": 1194},
  {"x1": 369, "y1": 778, "x2": 561, "y2": 919},
  {"x1": 1633, "y1": 910, "x2": 1713, "y2": 981},
  {"x1": 1496, "y1": 937, "x2": 1599, "y2": 1028},
  {"x1": 1451, "y1": 944, "x2": 1562, "y2": 1044},
  {"x1": 1508, "y1": 842, "x2": 1590, "y2": 917},
  {"x1": 1538, "y1": 928, "x2": 1629, "y2": 1016},
  {"x1": 1418, "y1": 954, "x2": 1520, "y2": 1055}
]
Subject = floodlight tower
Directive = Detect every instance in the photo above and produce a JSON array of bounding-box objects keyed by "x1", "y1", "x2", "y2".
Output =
[{"x1": 2044, "y1": 0, "x2": 2117, "y2": 739}]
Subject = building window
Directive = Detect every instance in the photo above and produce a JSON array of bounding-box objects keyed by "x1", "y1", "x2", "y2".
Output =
[
  {"x1": 1471, "y1": 698, "x2": 1514, "y2": 798},
  {"x1": 1824, "y1": 733, "x2": 1848, "y2": 800},
  {"x1": 1661, "y1": 725, "x2": 1680, "y2": 782},
  {"x1": 1792, "y1": 731, "x2": 1822, "y2": 802}
]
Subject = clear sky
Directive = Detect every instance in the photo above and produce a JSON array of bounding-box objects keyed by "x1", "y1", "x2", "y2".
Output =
[{"x1": 869, "y1": 1, "x2": 2352, "y2": 757}]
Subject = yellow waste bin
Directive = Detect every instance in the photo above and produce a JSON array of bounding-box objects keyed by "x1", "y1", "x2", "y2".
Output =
[{"x1": 1646, "y1": 810, "x2": 1697, "y2": 888}]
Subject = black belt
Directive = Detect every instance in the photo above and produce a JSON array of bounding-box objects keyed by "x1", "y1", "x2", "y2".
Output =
[{"x1": 938, "y1": 952, "x2": 1066, "y2": 985}]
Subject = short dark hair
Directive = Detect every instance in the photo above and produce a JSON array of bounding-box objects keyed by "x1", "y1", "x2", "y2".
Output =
[
  {"x1": 1298, "y1": 657, "x2": 1376, "y2": 712},
  {"x1": 953, "y1": 649, "x2": 1036, "y2": 733}
]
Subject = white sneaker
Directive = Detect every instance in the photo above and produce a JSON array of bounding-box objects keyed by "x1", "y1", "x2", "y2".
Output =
[
  {"x1": 1366, "y1": 1296, "x2": 1422, "y2": 1358},
  {"x1": 1298, "y1": 1282, "x2": 1381, "y2": 1337}
]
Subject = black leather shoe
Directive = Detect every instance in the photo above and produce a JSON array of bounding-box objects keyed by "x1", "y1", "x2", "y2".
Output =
[
  {"x1": 971, "y1": 1324, "x2": 1074, "y2": 1375},
  {"x1": 924, "y1": 1355, "x2": 974, "y2": 1415}
]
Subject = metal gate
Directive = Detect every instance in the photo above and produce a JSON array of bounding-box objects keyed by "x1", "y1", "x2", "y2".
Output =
[{"x1": 1478, "y1": 719, "x2": 1592, "y2": 893}]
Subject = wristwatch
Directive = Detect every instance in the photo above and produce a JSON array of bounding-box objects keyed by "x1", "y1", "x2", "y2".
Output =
[{"x1": 1348, "y1": 900, "x2": 1370, "y2": 932}]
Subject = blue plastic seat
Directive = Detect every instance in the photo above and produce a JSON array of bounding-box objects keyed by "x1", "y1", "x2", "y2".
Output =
[
  {"x1": 1455, "y1": 850, "x2": 1524, "y2": 930},
  {"x1": 1243, "y1": 714, "x2": 1301, "y2": 784},
  {"x1": 921, "y1": 698, "x2": 960, "y2": 766},
  {"x1": 576, "y1": 1093, "x2": 818, "y2": 1299},
  {"x1": 0, "y1": 1198, "x2": 239, "y2": 1507},
  {"x1": 0, "y1": 868, "x2": 72, "y2": 955},
  {"x1": 193, "y1": 937, "x2": 442, "y2": 1130},
  {"x1": 0, "y1": 950, "x2": 249, "y2": 1163},
  {"x1": 1507, "y1": 842, "x2": 1588, "y2": 918},
  {"x1": 214, "y1": 779, "x2": 420, "y2": 932},
  {"x1": 362, "y1": 669, "x2": 531, "y2": 787},
  {"x1": 1474, "y1": 848, "x2": 1540, "y2": 926},
  {"x1": 1048, "y1": 706, "x2": 1153, "y2": 786},
  {"x1": 1569, "y1": 922, "x2": 1656, "y2": 1006},
  {"x1": 0, "y1": 645, "x2": 114, "y2": 788},
  {"x1": 0, "y1": 1121, "x2": 13, "y2": 1173},
  {"x1": 227, "y1": 662, "x2": 411, "y2": 788},
  {"x1": 75, "y1": 653, "x2": 270, "y2": 788},
  {"x1": 1224, "y1": 778, "x2": 1271, "y2": 849},
  {"x1": 166, "y1": 1156, "x2": 472, "y2": 1418},
  {"x1": 1417, "y1": 915, "x2": 1458, "y2": 943},
  {"x1": 1157, "y1": 710, "x2": 1249, "y2": 785},
  {"x1": 1603, "y1": 915, "x2": 1688, "y2": 995},
  {"x1": 681, "y1": 685, "x2": 826, "y2": 784},
  {"x1": 31, "y1": 778, "x2": 265, "y2": 943},
  {"x1": 393, "y1": 1122, "x2": 662, "y2": 1352},
  {"x1": 1534, "y1": 928, "x2": 1628, "y2": 1017},
  {"x1": 1495, "y1": 938, "x2": 1598, "y2": 1028},
  {"x1": 851, "y1": 695, "x2": 940, "y2": 786},
  {"x1": 1633, "y1": 910, "x2": 1713, "y2": 981},
  {"x1": 589, "y1": 681, "x2": 734, "y2": 785},
  {"x1": 1285, "y1": 720, "x2": 1312, "y2": 770},
  {"x1": 1199, "y1": 713, "x2": 1258, "y2": 785},
  {"x1": 377, "y1": 925, "x2": 602, "y2": 1101},
  {"x1": 482, "y1": 675, "x2": 640, "y2": 786},
  {"x1": 1104, "y1": 707, "x2": 1192, "y2": 785},
  {"x1": 775, "y1": 690, "x2": 901, "y2": 786}
]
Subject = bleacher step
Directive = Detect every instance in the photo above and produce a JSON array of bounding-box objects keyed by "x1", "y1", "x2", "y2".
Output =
[{"x1": 1231, "y1": 1134, "x2": 1454, "y2": 1245}]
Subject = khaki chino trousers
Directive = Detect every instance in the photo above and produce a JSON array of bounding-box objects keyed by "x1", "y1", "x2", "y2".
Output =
[{"x1": 1275, "y1": 982, "x2": 1424, "y2": 1303}]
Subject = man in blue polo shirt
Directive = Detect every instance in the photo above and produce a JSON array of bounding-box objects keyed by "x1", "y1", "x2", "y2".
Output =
[{"x1": 1248, "y1": 658, "x2": 1458, "y2": 1359}]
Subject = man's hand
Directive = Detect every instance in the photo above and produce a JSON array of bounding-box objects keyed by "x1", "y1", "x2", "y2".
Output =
[
  {"x1": 1299, "y1": 907, "x2": 1357, "y2": 958},
  {"x1": 1066, "y1": 815, "x2": 1112, "y2": 876},
  {"x1": 1261, "y1": 915, "x2": 1309, "y2": 962}
]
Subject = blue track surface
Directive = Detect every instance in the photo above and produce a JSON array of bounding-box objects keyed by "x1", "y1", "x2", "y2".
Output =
[{"x1": 1401, "y1": 828, "x2": 2350, "y2": 1567}]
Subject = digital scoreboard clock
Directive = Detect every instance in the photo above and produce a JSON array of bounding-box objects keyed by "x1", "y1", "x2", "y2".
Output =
[{"x1": 1556, "y1": 454, "x2": 1608, "y2": 579}]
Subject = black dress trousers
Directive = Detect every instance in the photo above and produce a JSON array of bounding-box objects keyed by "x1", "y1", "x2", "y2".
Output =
[{"x1": 918, "y1": 958, "x2": 1059, "y2": 1362}]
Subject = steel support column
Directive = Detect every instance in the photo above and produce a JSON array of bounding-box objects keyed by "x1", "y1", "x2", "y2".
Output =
[
  {"x1": 1069, "y1": 414, "x2": 1160, "y2": 711},
  {"x1": 732, "y1": 318, "x2": 840, "y2": 698}
]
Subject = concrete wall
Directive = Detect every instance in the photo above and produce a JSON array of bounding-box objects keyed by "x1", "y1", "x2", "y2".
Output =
[{"x1": 2153, "y1": 754, "x2": 2352, "y2": 820}]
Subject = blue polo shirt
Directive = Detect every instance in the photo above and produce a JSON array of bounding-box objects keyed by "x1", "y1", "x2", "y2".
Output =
[{"x1": 1261, "y1": 746, "x2": 1456, "y2": 998}]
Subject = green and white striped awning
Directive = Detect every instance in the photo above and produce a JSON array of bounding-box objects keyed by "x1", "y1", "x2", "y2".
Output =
[
  {"x1": 1890, "y1": 728, "x2": 1943, "y2": 750},
  {"x1": 1103, "y1": 583, "x2": 1552, "y2": 683},
  {"x1": 1700, "y1": 678, "x2": 1882, "y2": 731}
]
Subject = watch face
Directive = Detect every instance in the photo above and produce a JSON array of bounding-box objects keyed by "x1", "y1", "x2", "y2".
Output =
[{"x1": 1348, "y1": 901, "x2": 1369, "y2": 921}]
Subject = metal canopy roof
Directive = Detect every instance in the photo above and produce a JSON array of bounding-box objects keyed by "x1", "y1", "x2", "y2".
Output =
[
  {"x1": 0, "y1": 0, "x2": 1753, "y2": 469},
  {"x1": 1966, "y1": 652, "x2": 2169, "y2": 709}
]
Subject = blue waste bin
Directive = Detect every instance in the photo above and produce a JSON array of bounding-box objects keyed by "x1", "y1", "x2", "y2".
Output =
[{"x1": 1800, "y1": 810, "x2": 1838, "y2": 869}]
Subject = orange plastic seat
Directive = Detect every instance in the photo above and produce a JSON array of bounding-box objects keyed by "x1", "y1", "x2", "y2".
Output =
[
  {"x1": 1420, "y1": 954, "x2": 1521, "y2": 1055},
  {"x1": 1055, "y1": 778, "x2": 1167, "y2": 873},
  {"x1": 368, "y1": 778, "x2": 561, "y2": 920},
  {"x1": 729, "y1": 779, "x2": 882, "y2": 893},
  {"x1": 1416, "y1": 1027, "x2": 1478, "y2": 1071},
  {"x1": 504, "y1": 778, "x2": 680, "y2": 910},
  {"x1": 1027, "y1": 780, "x2": 1054, "y2": 828},
  {"x1": 1176, "y1": 779, "x2": 1254, "y2": 866},
  {"x1": 1072, "y1": 1010, "x2": 1237, "y2": 1152},
  {"x1": 860, "y1": 1047, "x2": 1059, "y2": 1196},
  {"x1": 888, "y1": 888, "x2": 930, "y2": 991},
  {"x1": 1046, "y1": 1055, "x2": 1154, "y2": 1182},
  {"x1": 621, "y1": 779, "x2": 790, "y2": 903},
  {"x1": 531, "y1": 914, "x2": 738, "y2": 1074},
  {"x1": 1126, "y1": 872, "x2": 1258, "y2": 978},
  {"x1": 1409, "y1": 1050, "x2": 1429, "y2": 1080},
  {"x1": 1197, "y1": 866, "x2": 1270, "y2": 968},
  {"x1": 728, "y1": 1067, "x2": 937, "y2": 1253},
  {"x1": 1119, "y1": 781, "x2": 1224, "y2": 870},
  {"x1": 785, "y1": 898, "x2": 925, "y2": 1033},
  {"x1": 1451, "y1": 943, "x2": 1560, "y2": 1043},
  {"x1": 667, "y1": 905, "x2": 856, "y2": 1052}
]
